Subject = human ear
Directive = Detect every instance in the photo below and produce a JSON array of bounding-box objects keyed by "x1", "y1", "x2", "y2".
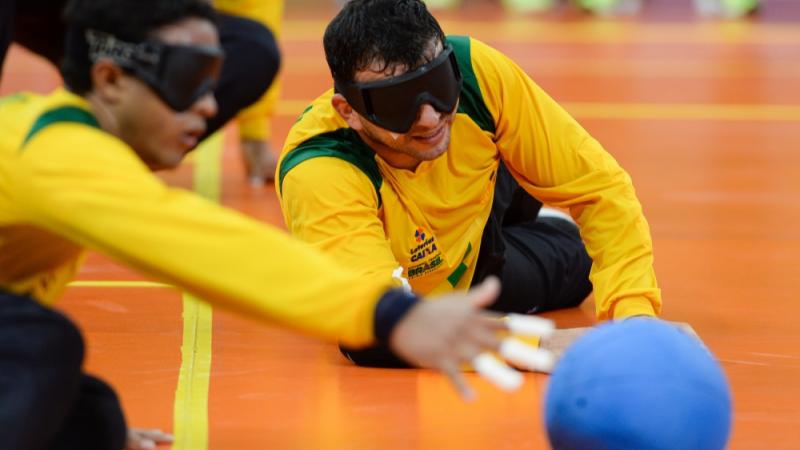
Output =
[
  {"x1": 332, "y1": 93, "x2": 364, "y2": 131},
  {"x1": 89, "y1": 59, "x2": 127, "y2": 104}
]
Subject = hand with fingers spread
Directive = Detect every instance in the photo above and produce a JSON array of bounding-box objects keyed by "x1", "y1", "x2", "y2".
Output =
[
  {"x1": 126, "y1": 428, "x2": 173, "y2": 449},
  {"x1": 387, "y1": 277, "x2": 555, "y2": 400}
]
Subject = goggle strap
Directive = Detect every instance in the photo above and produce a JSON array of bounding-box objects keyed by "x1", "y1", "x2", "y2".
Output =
[{"x1": 85, "y1": 29, "x2": 160, "y2": 68}]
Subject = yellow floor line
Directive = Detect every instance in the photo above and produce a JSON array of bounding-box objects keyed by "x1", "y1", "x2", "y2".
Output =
[
  {"x1": 561, "y1": 102, "x2": 800, "y2": 121},
  {"x1": 173, "y1": 295, "x2": 213, "y2": 450},
  {"x1": 172, "y1": 131, "x2": 222, "y2": 450},
  {"x1": 68, "y1": 280, "x2": 173, "y2": 288},
  {"x1": 275, "y1": 99, "x2": 800, "y2": 122}
]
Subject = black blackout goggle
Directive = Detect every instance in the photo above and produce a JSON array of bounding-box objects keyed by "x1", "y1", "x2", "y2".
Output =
[
  {"x1": 85, "y1": 29, "x2": 224, "y2": 112},
  {"x1": 335, "y1": 45, "x2": 463, "y2": 134}
]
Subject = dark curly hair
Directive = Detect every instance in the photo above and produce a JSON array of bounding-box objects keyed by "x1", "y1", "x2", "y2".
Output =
[{"x1": 323, "y1": 0, "x2": 446, "y2": 85}]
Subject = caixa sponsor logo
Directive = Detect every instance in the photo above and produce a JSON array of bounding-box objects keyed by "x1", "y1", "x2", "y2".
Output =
[
  {"x1": 409, "y1": 226, "x2": 438, "y2": 262},
  {"x1": 411, "y1": 244, "x2": 438, "y2": 262}
]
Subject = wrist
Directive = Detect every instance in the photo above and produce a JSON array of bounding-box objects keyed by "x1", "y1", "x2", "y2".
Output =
[
  {"x1": 373, "y1": 288, "x2": 419, "y2": 345},
  {"x1": 612, "y1": 297, "x2": 657, "y2": 319}
]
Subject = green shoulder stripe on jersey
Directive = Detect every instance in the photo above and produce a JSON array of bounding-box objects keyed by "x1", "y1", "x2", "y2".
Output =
[
  {"x1": 22, "y1": 106, "x2": 100, "y2": 147},
  {"x1": 448, "y1": 36, "x2": 496, "y2": 134},
  {"x1": 279, "y1": 128, "x2": 383, "y2": 208},
  {"x1": 295, "y1": 104, "x2": 313, "y2": 123}
]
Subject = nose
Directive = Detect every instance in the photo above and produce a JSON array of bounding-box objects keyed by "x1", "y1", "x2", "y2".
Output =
[
  {"x1": 192, "y1": 92, "x2": 218, "y2": 119},
  {"x1": 414, "y1": 104, "x2": 442, "y2": 129}
]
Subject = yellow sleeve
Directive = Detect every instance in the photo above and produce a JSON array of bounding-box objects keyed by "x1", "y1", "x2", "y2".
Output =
[
  {"x1": 280, "y1": 157, "x2": 405, "y2": 289},
  {"x1": 470, "y1": 38, "x2": 661, "y2": 320},
  {"x1": 15, "y1": 124, "x2": 394, "y2": 347}
]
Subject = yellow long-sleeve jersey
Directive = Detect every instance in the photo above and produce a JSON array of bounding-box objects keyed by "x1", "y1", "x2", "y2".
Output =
[
  {"x1": 277, "y1": 36, "x2": 661, "y2": 320},
  {"x1": 0, "y1": 89, "x2": 411, "y2": 347}
]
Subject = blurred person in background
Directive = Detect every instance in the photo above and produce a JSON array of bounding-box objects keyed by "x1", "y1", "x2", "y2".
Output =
[
  {"x1": 694, "y1": 0, "x2": 759, "y2": 17},
  {"x1": 214, "y1": 0, "x2": 284, "y2": 185}
]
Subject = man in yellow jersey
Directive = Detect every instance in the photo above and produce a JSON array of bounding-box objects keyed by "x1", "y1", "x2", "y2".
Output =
[
  {"x1": 277, "y1": 0, "x2": 661, "y2": 366},
  {"x1": 0, "y1": 1, "x2": 546, "y2": 449}
]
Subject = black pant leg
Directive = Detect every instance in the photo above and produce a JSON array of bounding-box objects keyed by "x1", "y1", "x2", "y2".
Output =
[
  {"x1": 48, "y1": 375, "x2": 127, "y2": 450},
  {"x1": 488, "y1": 217, "x2": 592, "y2": 314},
  {"x1": 473, "y1": 161, "x2": 592, "y2": 314},
  {"x1": 473, "y1": 161, "x2": 542, "y2": 284},
  {"x1": 0, "y1": 291, "x2": 84, "y2": 450},
  {"x1": 204, "y1": 12, "x2": 281, "y2": 138}
]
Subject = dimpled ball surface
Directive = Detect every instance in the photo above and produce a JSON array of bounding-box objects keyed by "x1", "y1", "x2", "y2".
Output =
[{"x1": 544, "y1": 318, "x2": 732, "y2": 450}]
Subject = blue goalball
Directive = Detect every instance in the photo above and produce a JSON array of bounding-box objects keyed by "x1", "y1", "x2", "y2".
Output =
[{"x1": 544, "y1": 318, "x2": 732, "y2": 450}]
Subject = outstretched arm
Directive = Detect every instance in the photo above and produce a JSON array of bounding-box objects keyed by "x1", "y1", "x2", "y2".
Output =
[{"x1": 469, "y1": 37, "x2": 661, "y2": 319}]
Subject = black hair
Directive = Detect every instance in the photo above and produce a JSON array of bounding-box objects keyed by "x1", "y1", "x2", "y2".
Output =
[
  {"x1": 323, "y1": 0, "x2": 446, "y2": 85},
  {"x1": 61, "y1": 0, "x2": 217, "y2": 94}
]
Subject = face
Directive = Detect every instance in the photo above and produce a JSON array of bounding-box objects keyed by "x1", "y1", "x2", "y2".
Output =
[
  {"x1": 334, "y1": 40, "x2": 457, "y2": 170},
  {"x1": 106, "y1": 17, "x2": 219, "y2": 170}
]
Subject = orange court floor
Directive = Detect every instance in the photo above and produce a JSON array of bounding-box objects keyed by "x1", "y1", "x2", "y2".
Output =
[{"x1": 1, "y1": 1, "x2": 799, "y2": 449}]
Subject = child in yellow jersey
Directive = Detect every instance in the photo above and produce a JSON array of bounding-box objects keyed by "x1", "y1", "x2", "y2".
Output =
[
  {"x1": 277, "y1": 0, "x2": 663, "y2": 367},
  {"x1": 0, "y1": 1, "x2": 549, "y2": 449}
]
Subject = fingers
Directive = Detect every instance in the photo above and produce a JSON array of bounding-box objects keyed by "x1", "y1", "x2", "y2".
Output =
[
  {"x1": 441, "y1": 361, "x2": 475, "y2": 401},
  {"x1": 135, "y1": 429, "x2": 173, "y2": 442},
  {"x1": 472, "y1": 353, "x2": 523, "y2": 391},
  {"x1": 467, "y1": 276, "x2": 501, "y2": 308},
  {"x1": 126, "y1": 437, "x2": 155, "y2": 450},
  {"x1": 459, "y1": 313, "x2": 555, "y2": 389},
  {"x1": 506, "y1": 313, "x2": 555, "y2": 337},
  {"x1": 392, "y1": 282, "x2": 558, "y2": 400},
  {"x1": 127, "y1": 428, "x2": 173, "y2": 450},
  {"x1": 499, "y1": 338, "x2": 555, "y2": 373},
  {"x1": 449, "y1": 338, "x2": 553, "y2": 398}
]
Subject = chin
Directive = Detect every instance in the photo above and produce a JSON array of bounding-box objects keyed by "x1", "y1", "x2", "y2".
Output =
[
  {"x1": 416, "y1": 139, "x2": 450, "y2": 161},
  {"x1": 417, "y1": 147, "x2": 447, "y2": 161},
  {"x1": 148, "y1": 152, "x2": 186, "y2": 171}
]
